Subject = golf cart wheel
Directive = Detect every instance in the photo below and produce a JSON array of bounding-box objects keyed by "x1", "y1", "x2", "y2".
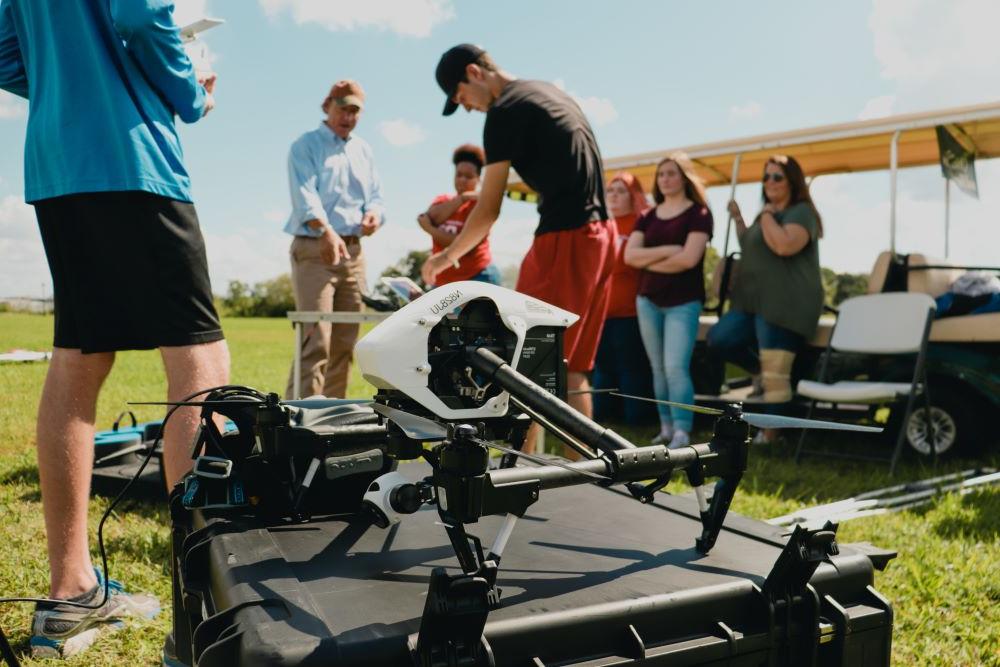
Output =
[
  {"x1": 905, "y1": 406, "x2": 957, "y2": 456},
  {"x1": 900, "y1": 388, "x2": 983, "y2": 458}
]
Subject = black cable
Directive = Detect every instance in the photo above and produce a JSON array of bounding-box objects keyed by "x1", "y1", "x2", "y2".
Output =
[{"x1": 0, "y1": 384, "x2": 261, "y2": 664}]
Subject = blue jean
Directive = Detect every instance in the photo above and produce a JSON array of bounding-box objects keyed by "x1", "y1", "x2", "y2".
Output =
[
  {"x1": 635, "y1": 297, "x2": 701, "y2": 432},
  {"x1": 469, "y1": 263, "x2": 502, "y2": 285},
  {"x1": 706, "y1": 309, "x2": 804, "y2": 374},
  {"x1": 592, "y1": 316, "x2": 658, "y2": 424}
]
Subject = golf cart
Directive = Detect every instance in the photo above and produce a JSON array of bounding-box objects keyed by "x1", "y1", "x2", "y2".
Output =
[{"x1": 508, "y1": 101, "x2": 1000, "y2": 462}]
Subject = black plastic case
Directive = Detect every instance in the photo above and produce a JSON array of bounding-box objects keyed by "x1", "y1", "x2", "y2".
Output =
[{"x1": 169, "y1": 463, "x2": 894, "y2": 666}]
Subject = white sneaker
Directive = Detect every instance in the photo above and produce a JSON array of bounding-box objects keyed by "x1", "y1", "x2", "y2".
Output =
[{"x1": 668, "y1": 430, "x2": 690, "y2": 449}]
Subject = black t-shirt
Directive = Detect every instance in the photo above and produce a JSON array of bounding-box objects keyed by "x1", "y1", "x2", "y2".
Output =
[{"x1": 484, "y1": 80, "x2": 607, "y2": 235}]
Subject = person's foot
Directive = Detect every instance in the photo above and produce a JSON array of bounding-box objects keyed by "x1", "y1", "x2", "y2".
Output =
[
  {"x1": 30, "y1": 569, "x2": 160, "y2": 659},
  {"x1": 650, "y1": 425, "x2": 674, "y2": 446},
  {"x1": 668, "y1": 429, "x2": 690, "y2": 449}
]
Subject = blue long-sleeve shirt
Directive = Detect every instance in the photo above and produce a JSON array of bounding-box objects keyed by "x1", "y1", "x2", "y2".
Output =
[
  {"x1": 283, "y1": 123, "x2": 386, "y2": 238},
  {"x1": 0, "y1": 0, "x2": 206, "y2": 203}
]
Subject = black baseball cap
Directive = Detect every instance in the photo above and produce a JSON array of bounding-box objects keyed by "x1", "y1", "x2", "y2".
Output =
[{"x1": 436, "y1": 43, "x2": 485, "y2": 116}]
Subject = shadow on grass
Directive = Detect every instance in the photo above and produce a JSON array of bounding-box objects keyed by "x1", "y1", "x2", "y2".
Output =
[
  {"x1": 931, "y1": 489, "x2": 1000, "y2": 541},
  {"x1": 0, "y1": 461, "x2": 38, "y2": 486}
]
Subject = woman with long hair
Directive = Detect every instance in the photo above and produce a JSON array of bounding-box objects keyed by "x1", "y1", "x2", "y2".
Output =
[
  {"x1": 592, "y1": 172, "x2": 657, "y2": 425},
  {"x1": 624, "y1": 153, "x2": 713, "y2": 447},
  {"x1": 708, "y1": 154, "x2": 823, "y2": 406}
]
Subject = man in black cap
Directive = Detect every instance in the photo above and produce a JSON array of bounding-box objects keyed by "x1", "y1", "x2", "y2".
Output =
[{"x1": 422, "y1": 44, "x2": 615, "y2": 451}]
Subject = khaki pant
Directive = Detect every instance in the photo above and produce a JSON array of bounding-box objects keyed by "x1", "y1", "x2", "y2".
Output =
[{"x1": 285, "y1": 236, "x2": 366, "y2": 398}]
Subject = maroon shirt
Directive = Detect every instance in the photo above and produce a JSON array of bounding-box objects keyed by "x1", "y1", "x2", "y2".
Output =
[{"x1": 634, "y1": 204, "x2": 713, "y2": 308}]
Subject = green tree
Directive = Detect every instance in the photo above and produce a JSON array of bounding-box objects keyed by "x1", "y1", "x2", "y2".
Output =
[{"x1": 221, "y1": 274, "x2": 296, "y2": 317}]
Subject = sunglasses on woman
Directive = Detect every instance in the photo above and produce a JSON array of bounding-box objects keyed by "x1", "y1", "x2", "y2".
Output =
[{"x1": 762, "y1": 173, "x2": 786, "y2": 183}]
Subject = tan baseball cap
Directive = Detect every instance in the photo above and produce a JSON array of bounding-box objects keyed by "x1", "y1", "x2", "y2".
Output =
[{"x1": 322, "y1": 79, "x2": 365, "y2": 111}]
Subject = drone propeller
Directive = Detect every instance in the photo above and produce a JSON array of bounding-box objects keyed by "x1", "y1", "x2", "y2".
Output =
[
  {"x1": 482, "y1": 440, "x2": 609, "y2": 481},
  {"x1": 741, "y1": 412, "x2": 882, "y2": 433},
  {"x1": 610, "y1": 392, "x2": 723, "y2": 416},
  {"x1": 371, "y1": 403, "x2": 449, "y2": 441},
  {"x1": 610, "y1": 392, "x2": 882, "y2": 433},
  {"x1": 129, "y1": 397, "x2": 372, "y2": 409}
]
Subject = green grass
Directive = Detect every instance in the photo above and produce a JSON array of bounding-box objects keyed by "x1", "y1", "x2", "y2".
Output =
[{"x1": 1, "y1": 313, "x2": 998, "y2": 666}]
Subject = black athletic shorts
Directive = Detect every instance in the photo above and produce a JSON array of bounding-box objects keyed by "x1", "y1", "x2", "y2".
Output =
[{"x1": 35, "y1": 191, "x2": 224, "y2": 353}]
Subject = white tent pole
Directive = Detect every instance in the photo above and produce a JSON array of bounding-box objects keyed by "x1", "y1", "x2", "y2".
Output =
[
  {"x1": 889, "y1": 130, "x2": 901, "y2": 255},
  {"x1": 722, "y1": 153, "x2": 743, "y2": 259},
  {"x1": 944, "y1": 177, "x2": 951, "y2": 258}
]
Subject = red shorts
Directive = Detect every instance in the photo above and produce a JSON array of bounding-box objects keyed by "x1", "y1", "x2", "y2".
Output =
[{"x1": 516, "y1": 219, "x2": 616, "y2": 372}]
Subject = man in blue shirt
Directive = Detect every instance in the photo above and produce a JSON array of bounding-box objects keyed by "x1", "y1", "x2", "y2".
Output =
[
  {"x1": 0, "y1": 0, "x2": 230, "y2": 658},
  {"x1": 284, "y1": 79, "x2": 385, "y2": 399}
]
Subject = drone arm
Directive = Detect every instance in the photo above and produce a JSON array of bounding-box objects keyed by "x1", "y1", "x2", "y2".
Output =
[{"x1": 469, "y1": 347, "x2": 636, "y2": 457}]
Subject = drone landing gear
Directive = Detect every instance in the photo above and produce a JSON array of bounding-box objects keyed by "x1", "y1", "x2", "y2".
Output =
[{"x1": 414, "y1": 523, "x2": 500, "y2": 667}]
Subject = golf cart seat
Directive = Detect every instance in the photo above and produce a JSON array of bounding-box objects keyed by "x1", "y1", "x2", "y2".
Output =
[
  {"x1": 867, "y1": 250, "x2": 1000, "y2": 343},
  {"x1": 796, "y1": 380, "x2": 915, "y2": 403},
  {"x1": 794, "y1": 291, "x2": 936, "y2": 474}
]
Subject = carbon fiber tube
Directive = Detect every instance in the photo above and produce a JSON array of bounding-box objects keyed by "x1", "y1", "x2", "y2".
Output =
[{"x1": 469, "y1": 348, "x2": 635, "y2": 454}]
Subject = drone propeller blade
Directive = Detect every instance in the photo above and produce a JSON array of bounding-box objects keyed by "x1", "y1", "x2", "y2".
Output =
[
  {"x1": 485, "y1": 441, "x2": 610, "y2": 481},
  {"x1": 371, "y1": 404, "x2": 448, "y2": 441},
  {"x1": 128, "y1": 400, "x2": 264, "y2": 407},
  {"x1": 610, "y1": 392, "x2": 724, "y2": 416},
  {"x1": 283, "y1": 398, "x2": 373, "y2": 409},
  {"x1": 743, "y1": 412, "x2": 883, "y2": 433}
]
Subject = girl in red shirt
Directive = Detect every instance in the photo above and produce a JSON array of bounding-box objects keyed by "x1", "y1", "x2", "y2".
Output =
[
  {"x1": 592, "y1": 173, "x2": 657, "y2": 425},
  {"x1": 417, "y1": 144, "x2": 501, "y2": 286}
]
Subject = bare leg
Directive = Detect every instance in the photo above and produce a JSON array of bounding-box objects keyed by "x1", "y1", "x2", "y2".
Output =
[
  {"x1": 37, "y1": 348, "x2": 115, "y2": 599},
  {"x1": 521, "y1": 372, "x2": 594, "y2": 459},
  {"x1": 160, "y1": 340, "x2": 231, "y2": 489},
  {"x1": 567, "y1": 372, "x2": 592, "y2": 418}
]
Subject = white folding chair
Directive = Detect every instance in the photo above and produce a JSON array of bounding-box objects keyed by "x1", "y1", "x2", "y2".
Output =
[{"x1": 794, "y1": 292, "x2": 936, "y2": 475}]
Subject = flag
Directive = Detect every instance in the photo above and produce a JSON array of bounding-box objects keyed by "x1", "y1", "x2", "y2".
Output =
[{"x1": 936, "y1": 124, "x2": 979, "y2": 199}]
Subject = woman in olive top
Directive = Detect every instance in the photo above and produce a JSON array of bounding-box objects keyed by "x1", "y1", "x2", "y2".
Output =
[
  {"x1": 708, "y1": 154, "x2": 823, "y2": 405},
  {"x1": 624, "y1": 153, "x2": 713, "y2": 448}
]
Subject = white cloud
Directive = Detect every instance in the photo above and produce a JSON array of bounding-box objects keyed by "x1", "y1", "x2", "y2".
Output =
[
  {"x1": 574, "y1": 95, "x2": 618, "y2": 127},
  {"x1": 0, "y1": 195, "x2": 49, "y2": 298},
  {"x1": 203, "y1": 228, "x2": 291, "y2": 291},
  {"x1": 0, "y1": 91, "x2": 27, "y2": 120},
  {"x1": 551, "y1": 78, "x2": 618, "y2": 127},
  {"x1": 729, "y1": 101, "x2": 763, "y2": 120},
  {"x1": 378, "y1": 119, "x2": 427, "y2": 147},
  {"x1": 258, "y1": 0, "x2": 455, "y2": 38},
  {"x1": 868, "y1": 0, "x2": 1000, "y2": 103},
  {"x1": 807, "y1": 162, "x2": 1000, "y2": 273},
  {"x1": 858, "y1": 95, "x2": 895, "y2": 120}
]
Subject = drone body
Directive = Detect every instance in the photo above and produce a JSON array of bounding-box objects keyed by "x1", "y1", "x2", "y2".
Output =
[{"x1": 355, "y1": 281, "x2": 578, "y2": 421}]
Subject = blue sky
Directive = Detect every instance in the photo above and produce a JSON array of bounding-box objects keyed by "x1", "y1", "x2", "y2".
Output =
[{"x1": 2, "y1": 0, "x2": 999, "y2": 298}]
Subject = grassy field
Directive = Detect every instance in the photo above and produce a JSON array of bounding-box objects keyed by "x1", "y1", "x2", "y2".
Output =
[{"x1": 1, "y1": 313, "x2": 998, "y2": 666}]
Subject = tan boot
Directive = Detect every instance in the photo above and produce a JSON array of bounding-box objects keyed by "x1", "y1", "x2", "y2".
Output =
[{"x1": 759, "y1": 349, "x2": 795, "y2": 403}]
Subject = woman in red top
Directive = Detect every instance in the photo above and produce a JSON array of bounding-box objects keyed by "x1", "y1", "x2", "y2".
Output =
[
  {"x1": 624, "y1": 153, "x2": 713, "y2": 448},
  {"x1": 592, "y1": 173, "x2": 657, "y2": 425},
  {"x1": 417, "y1": 144, "x2": 501, "y2": 287}
]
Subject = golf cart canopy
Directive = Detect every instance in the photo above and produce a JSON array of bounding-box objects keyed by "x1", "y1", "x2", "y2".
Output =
[{"x1": 507, "y1": 99, "x2": 1000, "y2": 196}]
